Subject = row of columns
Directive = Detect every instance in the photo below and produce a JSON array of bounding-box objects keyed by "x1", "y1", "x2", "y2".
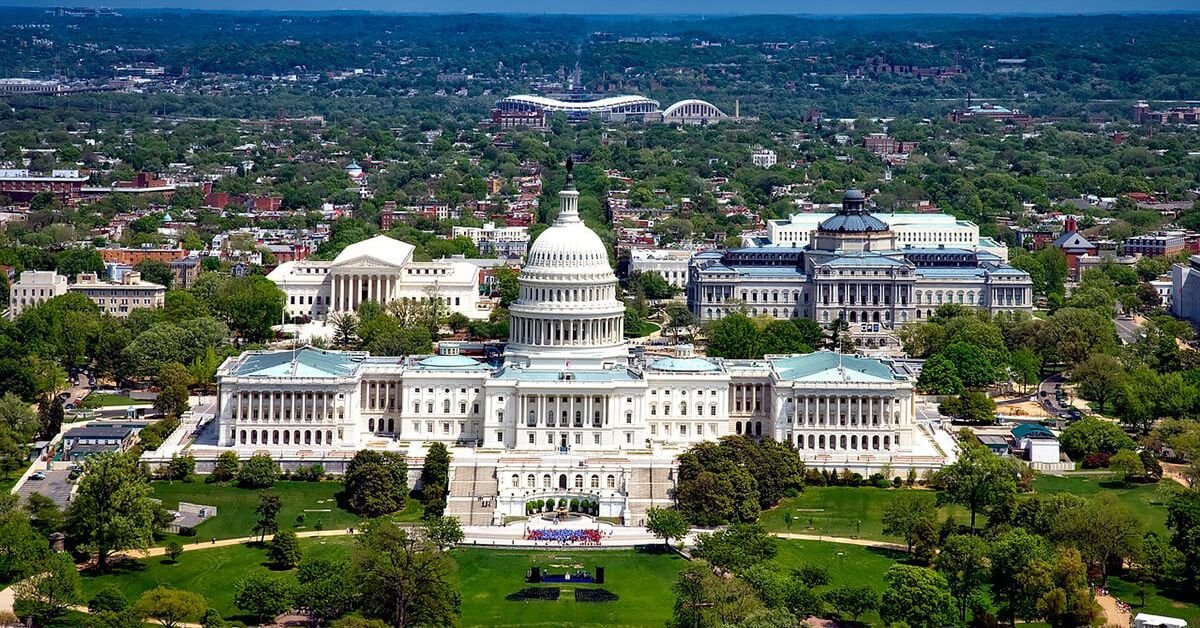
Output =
[
  {"x1": 785, "y1": 395, "x2": 901, "y2": 427},
  {"x1": 331, "y1": 272, "x2": 399, "y2": 312},
  {"x1": 361, "y1": 380, "x2": 400, "y2": 411},
  {"x1": 233, "y1": 391, "x2": 339, "y2": 423},
  {"x1": 511, "y1": 315, "x2": 622, "y2": 347},
  {"x1": 732, "y1": 384, "x2": 766, "y2": 415},
  {"x1": 990, "y1": 286, "x2": 1027, "y2": 306},
  {"x1": 519, "y1": 394, "x2": 609, "y2": 428}
]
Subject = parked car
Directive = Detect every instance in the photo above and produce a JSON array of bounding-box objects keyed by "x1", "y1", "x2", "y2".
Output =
[{"x1": 30, "y1": 471, "x2": 46, "y2": 480}]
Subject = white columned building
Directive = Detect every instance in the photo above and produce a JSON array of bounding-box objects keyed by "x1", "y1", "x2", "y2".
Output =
[{"x1": 209, "y1": 171, "x2": 949, "y2": 526}]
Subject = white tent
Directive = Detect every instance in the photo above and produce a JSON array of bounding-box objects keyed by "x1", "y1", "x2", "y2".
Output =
[{"x1": 1134, "y1": 613, "x2": 1187, "y2": 628}]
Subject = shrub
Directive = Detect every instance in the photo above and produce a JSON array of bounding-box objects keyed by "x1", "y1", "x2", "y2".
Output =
[
  {"x1": 237, "y1": 454, "x2": 279, "y2": 489},
  {"x1": 89, "y1": 586, "x2": 128, "y2": 613},
  {"x1": 1082, "y1": 451, "x2": 1112, "y2": 469},
  {"x1": 295, "y1": 513, "x2": 306, "y2": 526},
  {"x1": 165, "y1": 541, "x2": 184, "y2": 563},
  {"x1": 178, "y1": 526, "x2": 197, "y2": 537}
]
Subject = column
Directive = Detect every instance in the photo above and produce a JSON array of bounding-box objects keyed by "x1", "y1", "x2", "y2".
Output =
[{"x1": 331, "y1": 276, "x2": 339, "y2": 314}]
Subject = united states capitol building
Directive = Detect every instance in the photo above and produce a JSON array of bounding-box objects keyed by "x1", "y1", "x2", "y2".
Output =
[
  {"x1": 209, "y1": 178, "x2": 950, "y2": 526},
  {"x1": 688, "y1": 190, "x2": 1034, "y2": 351}
]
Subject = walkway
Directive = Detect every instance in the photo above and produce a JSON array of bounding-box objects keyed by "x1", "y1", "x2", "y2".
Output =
[{"x1": 1096, "y1": 590, "x2": 1132, "y2": 627}]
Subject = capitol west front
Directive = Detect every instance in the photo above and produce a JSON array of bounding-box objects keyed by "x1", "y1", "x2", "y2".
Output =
[{"x1": 210, "y1": 179, "x2": 948, "y2": 526}]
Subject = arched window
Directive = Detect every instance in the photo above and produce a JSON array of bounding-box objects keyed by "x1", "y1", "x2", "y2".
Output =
[
  {"x1": 574, "y1": 475, "x2": 584, "y2": 489},
  {"x1": 542, "y1": 474, "x2": 551, "y2": 488},
  {"x1": 512, "y1": 474, "x2": 520, "y2": 487},
  {"x1": 680, "y1": 403, "x2": 687, "y2": 416},
  {"x1": 606, "y1": 474, "x2": 616, "y2": 488},
  {"x1": 590, "y1": 475, "x2": 599, "y2": 488},
  {"x1": 527, "y1": 474, "x2": 535, "y2": 487}
]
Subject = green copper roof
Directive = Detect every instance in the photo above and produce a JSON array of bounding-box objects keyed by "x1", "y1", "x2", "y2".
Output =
[
  {"x1": 770, "y1": 351, "x2": 899, "y2": 383},
  {"x1": 416, "y1": 355, "x2": 485, "y2": 368},
  {"x1": 232, "y1": 347, "x2": 364, "y2": 378},
  {"x1": 649, "y1": 357, "x2": 722, "y2": 373}
]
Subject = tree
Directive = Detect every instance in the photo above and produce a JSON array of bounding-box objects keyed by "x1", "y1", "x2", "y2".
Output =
[
  {"x1": 238, "y1": 453, "x2": 279, "y2": 489},
  {"x1": 134, "y1": 259, "x2": 175, "y2": 290},
  {"x1": 154, "y1": 362, "x2": 192, "y2": 419},
  {"x1": 1071, "y1": 353, "x2": 1124, "y2": 414},
  {"x1": 89, "y1": 586, "x2": 129, "y2": 613},
  {"x1": 1058, "y1": 417, "x2": 1136, "y2": 459},
  {"x1": 881, "y1": 489, "x2": 938, "y2": 553},
  {"x1": 1166, "y1": 490, "x2": 1200, "y2": 593},
  {"x1": 1109, "y1": 449, "x2": 1146, "y2": 483},
  {"x1": 132, "y1": 586, "x2": 207, "y2": 628},
  {"x1": 991, "y1": 528, "x2": 1053, "y2": 624},
  {"x1": 234, "y1": 572, "x2": 295, "y2": 623},
  {"x1": 269, "y1": 530, "x2": 302, "y2": 569},
  {"x1": 420, "y1": 442, "x2": 450, "y2": 518},
  {"x1": 253, "y1": 492, "x2": 282, "y2": 543},
  {"x1": 647, "y1": 507, "x2": 691, "y2": 548},
  {"x1": 24, "y1": 492, "x2": 64, "y2": 537},
  {"x1": 1038, "y1": 548, "x2": 1100, "y2": 628},
  {"x1": 13, "y1": 552, "x2": 81, "y2": 625},
  {"x1": 935, "y1": 440, "x2": 1017, "y2": 531},
  {"x1": 343, "y1": 450, "x2": 408, "y2": 517},
  {"x1": 165, "y1": 541, "x2": 183, "y2": 563},
  {"x1": 211, "y1": 451, "x2": 239, "y2": 482},
  {"x1": 758, "y1": 320, "x2": 813, "y2": 355},
  {"x1": 917, "y1": 353, "x2": 963, "y2": 395},
  {"x1": 938, "y1": 391, "x2": 997, "y2": 424},
  {"x1": 1073, "y1": 493, "x2": 1142, "y2": 585},
  {"x1": 211, "y1": 276, "x2": 286, "y2": 343},
  {"x1": 670, "y1": 561, "x2": 763, "y2": 628},
  {"x1": 351, "y1": 520, "x2": 460, "y2": 628},
  {"x1": 297, "y1": 558, "x2": 355, "y2": 626},
  {"x1": 879, "y1": 565, "x2": 955, "y2": 628},
  {"x1": 0, "y1": 393, "x2": 36, "y2": 479},
  {"x1": 165, "y1": 455, "x2": 196, "y2": 482},
  {"x1": 705, "y1": 313, "x2": 760, "y2": 359},
  {"x1": 824, "y1": 585, "x2": 879, "y2": 622},
  {"x1": 694, "y1": 524, "x2": 777, "y2": 573},
  {"x1": 65, "y1": 452, "x2": 157, "y2": 571},
  {"x1": 936, "y1": 534, "x2": 992, "y2": 622},
  {"x1": 419, "y1": 516, "x2": 463, "y2": 550},
  {"x1": 0, "y1": 497, "x2": 50, "y2": 584}
]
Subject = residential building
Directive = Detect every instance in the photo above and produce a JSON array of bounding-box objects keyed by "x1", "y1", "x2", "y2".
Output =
[
  {"x1": 628, "y1": 249, "x2": 693, "y2": 290},
  {"x1": 99, "y1": 246, "x2": 189, "y2": 267},
  {"x1": 69, "y1": 271, "x2": 167, "y2": 317},
  {"x1": 8, "y1": 270, "x2": 68, "y2": 319},
  {"x1": 451, "y1": 222, "x2": 530, "y2": 257},
  {"x1": 62, "y1": 423, "x2": 138, "y2": 462},
  {"x1": 1124, "y1": 232, "x2": 1186, "y2": 257},
  {"x1": 0, "y1": 169, "x2": 89, "y2": 204},
  {"x1": 751, "y1": 149, "x2": 777, "y2": 168}
]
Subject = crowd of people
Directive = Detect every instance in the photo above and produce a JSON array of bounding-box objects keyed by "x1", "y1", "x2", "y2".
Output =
[{"x1": 526, "y1": 528, "x2": 604, "y2": 545}]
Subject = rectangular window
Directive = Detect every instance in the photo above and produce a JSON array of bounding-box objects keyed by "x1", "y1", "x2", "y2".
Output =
[
  {"x1": 593, "y1": 434, "x2": 600, "y2": 445},
  {"x1": 528, "y1": 433, "x2": 534, "y2": 444}
]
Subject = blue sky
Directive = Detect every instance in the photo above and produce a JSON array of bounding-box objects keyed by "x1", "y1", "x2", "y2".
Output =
[{"x1": 4, "y1": 0, "x2": 1200, "y2": 14}]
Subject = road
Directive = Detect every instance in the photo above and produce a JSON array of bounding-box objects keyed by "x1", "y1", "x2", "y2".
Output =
[{"x1": 1115, "y1": 315, "x2": 1144, "y2": 345}]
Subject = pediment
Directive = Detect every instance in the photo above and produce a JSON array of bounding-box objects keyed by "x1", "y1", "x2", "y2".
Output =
[{"x1": 330, "y1": 254, "x2": 405, "y2": 270}]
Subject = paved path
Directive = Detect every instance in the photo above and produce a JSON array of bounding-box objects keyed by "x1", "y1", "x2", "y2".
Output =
[
  {"x1": 1096, "y1": 590, "x2": 1132, "y2": 627},
  {"x1": 774, "y1": 532, "x2": 908, "y2": 552}
]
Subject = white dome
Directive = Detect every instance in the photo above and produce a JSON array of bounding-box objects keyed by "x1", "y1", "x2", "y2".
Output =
[
  {"x1": 524, "y1": 213, "x2": 612, "y2": 277},
  {"x1": 505, "y1": 180, "x2": 628, "y2": 370}
]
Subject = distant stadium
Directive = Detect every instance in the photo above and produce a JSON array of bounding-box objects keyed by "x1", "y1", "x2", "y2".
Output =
[{"x1": 491, "y1": 94, "x2": 739, "y2": 126}]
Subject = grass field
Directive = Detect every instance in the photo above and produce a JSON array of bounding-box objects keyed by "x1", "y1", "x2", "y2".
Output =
[
  {"x1": 760, "y1": 486, "x2": 973, "y2": 540},
  {"x1": 81, "y1": 537, "x2": 355, "y2": 625},
  {"x1": 1108, "y1": 575, "x2": 1200, "y2": 626},
  {"x1": 760, "y1": 475, "x2": 1179, "y2": 541},
  {"x1": 772, "y1": 539, "x2": 905, "y2": 624},
  {"x1": 456, "y1": 547, "x2": 686, "y2": 627},
  {"x1": 149, "y1": 480, "x2": 422, "y2": 544},
  {"x1": 80, "y1": 393, "x2": 140, "y2": 408}
]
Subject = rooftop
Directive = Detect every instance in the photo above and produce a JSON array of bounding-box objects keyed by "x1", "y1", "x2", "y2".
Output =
[
  {"x1": 227, "y1": 346, "x2": 367, "y2": 378},
  {"x1": 769, "y1": 351, "x2": 903, "y2": 383}
]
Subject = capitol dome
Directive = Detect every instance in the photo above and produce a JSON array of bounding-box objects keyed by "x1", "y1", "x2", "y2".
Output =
[{"x1": 505, "y1": 164, "x2": 628, "y2": 370}]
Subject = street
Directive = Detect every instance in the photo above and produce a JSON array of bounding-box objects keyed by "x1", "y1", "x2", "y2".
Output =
[{"x1": 1114, "y1": 315, "x2": 1144, "y2": 345}]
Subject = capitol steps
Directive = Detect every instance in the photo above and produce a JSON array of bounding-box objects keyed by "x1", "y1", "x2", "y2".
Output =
[
  {"x1": 445, "y1": 464, "x2": 498, "y2": 526},
  {"x1": 623, "y1": 466, "x2": 675, "y2": 526}
]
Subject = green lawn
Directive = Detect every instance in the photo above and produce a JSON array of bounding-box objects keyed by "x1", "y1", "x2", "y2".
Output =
[
  {"x1": 1107, "y1": 575, "x2": 1200, "y2": 626},
  {"x1": 81, "y1": 541, "x2": 689, "y2": 628},
  {"x1": 81, "y1": 393, "x2": 141, "y2": 408},
  {"x1": 81, "y1": 537, "x2": 354, "y2": 626},
  {"x1": 773, "y1": 539, "x2": 906, "y2": 625},
  {"x1": 760, "y1": 476, "x2": 1179, "y2": 542},
  {"x1": 150, "y1": 480, "x2": 422, "y2": 544},
  {"x1": 1032, "y1": 474, "x2": 1181, "y2": 536},
  {"x1": 456, "y1": 547, "x2": 687, "y2": 627},
  {"x1": 761, "y1": 486, "x2": 973, "y2": 541}
]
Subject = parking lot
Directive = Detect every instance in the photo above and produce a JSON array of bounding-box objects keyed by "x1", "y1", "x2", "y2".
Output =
[{"x1": 15, "y1": 468, "x2": 76, "y2": 509}]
